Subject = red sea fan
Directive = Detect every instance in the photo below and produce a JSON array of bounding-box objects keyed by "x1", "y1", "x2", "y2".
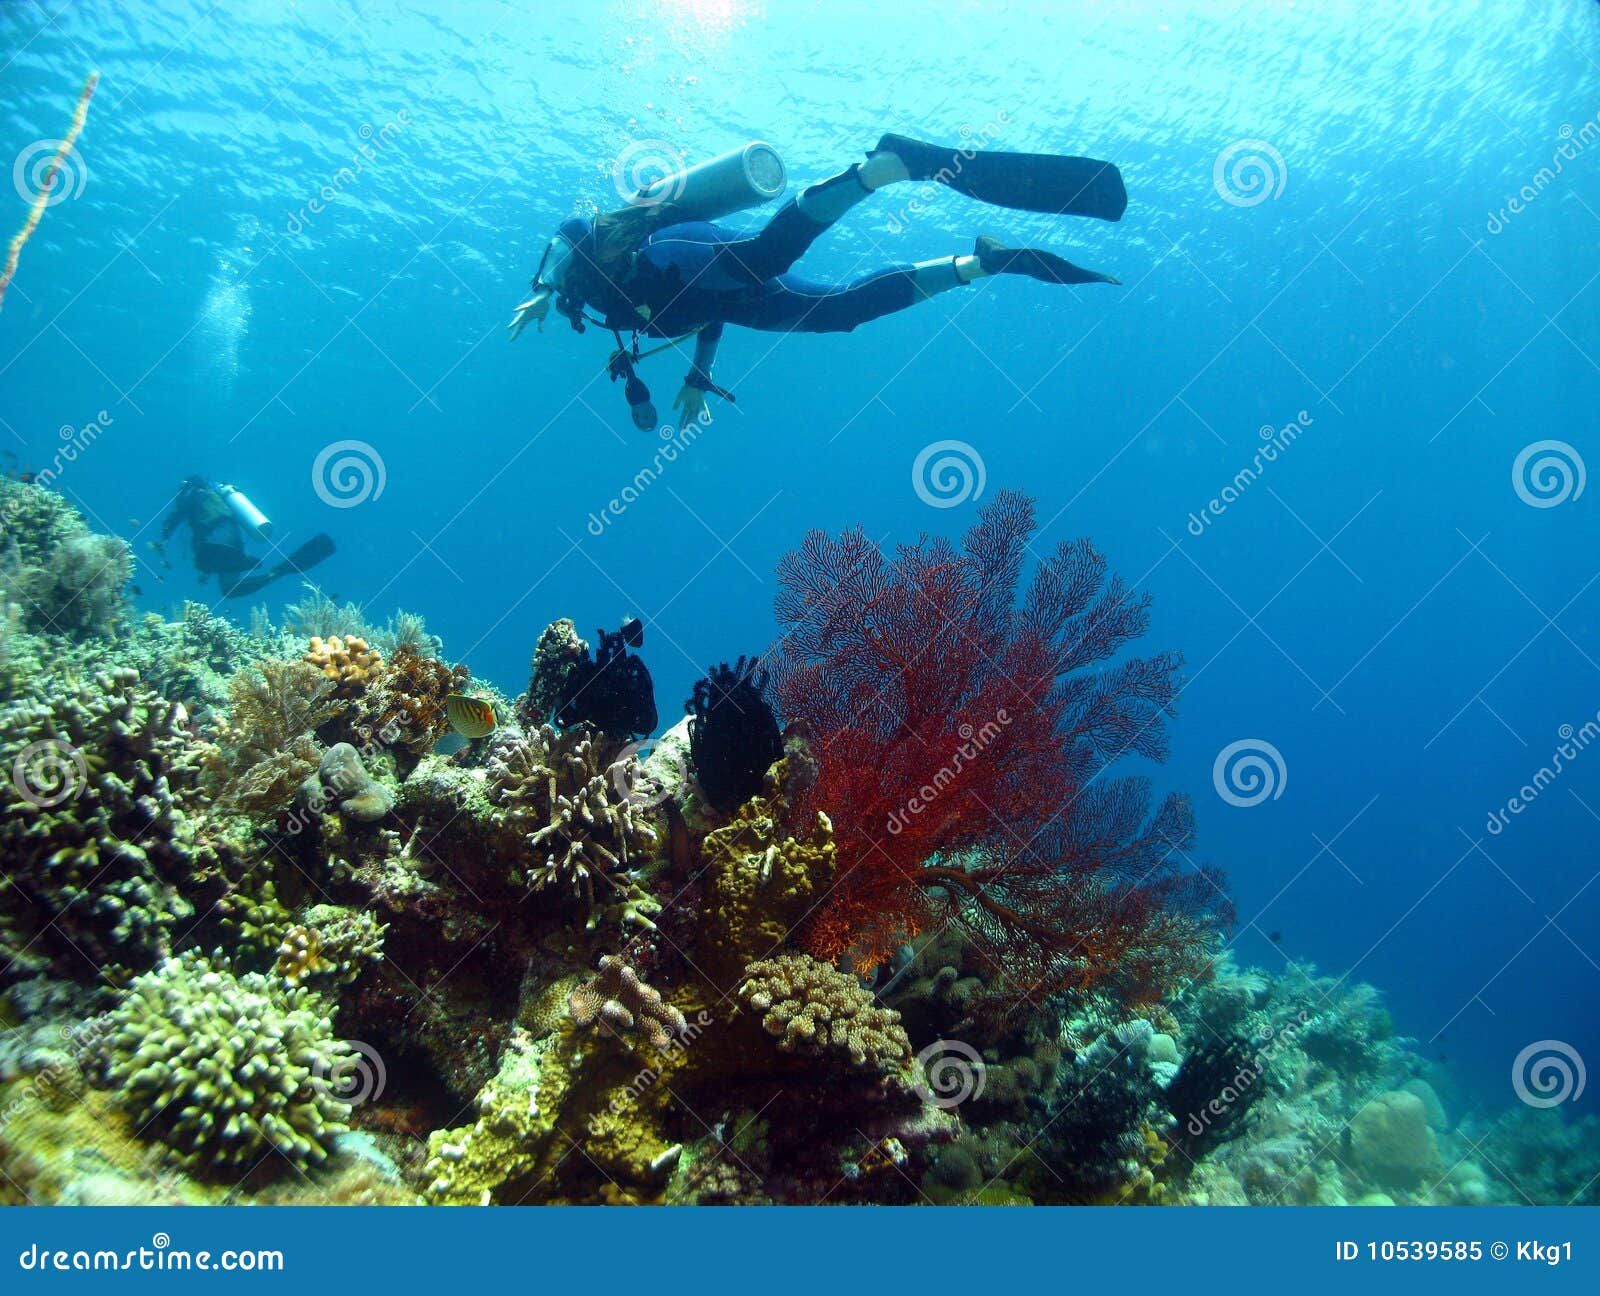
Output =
[{"x1": 769, "y1": 490, "x2": 1228, "y2": 1005}]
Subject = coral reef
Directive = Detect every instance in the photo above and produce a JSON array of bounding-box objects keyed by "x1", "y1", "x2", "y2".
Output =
[
  {"x1": 302, "y1": 741, "x2": 394, "y2": 823},
  {"x1": 738, "y1": 953, "x2": 912, "y2": 1074},
  {"x1": 0, "y1": 479, "x2": 131, "y2": 638},
  {"x1": 685, "y1": 655, "x2": 783, "y2": 811},
  {"x1": 357, "y1": 643, "x2": 468, "y2": 759},
  {"x1": 95, "y1": 951, "x2": 354, "y2": 1176}
]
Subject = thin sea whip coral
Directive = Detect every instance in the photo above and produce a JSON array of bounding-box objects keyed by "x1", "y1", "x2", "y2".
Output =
[{"x1": 0, "y1": 71, "x2": 99, "y2": 312}]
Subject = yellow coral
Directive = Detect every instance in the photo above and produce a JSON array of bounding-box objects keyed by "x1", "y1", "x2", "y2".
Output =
[
  {"x1": 303, "y1": 634, "x2": 382, "y2": 699},
  {"x1": 699, "y1": 759, "x2": 835, "y2": 986}
]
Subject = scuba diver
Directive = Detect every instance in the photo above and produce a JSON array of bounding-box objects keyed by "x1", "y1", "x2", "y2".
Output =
[
  {"x1": 508, "y1": 133, "x2": 1127, "y2": 429},
  {"x1": 154, "y1": 477, "x2": 335, "y2": 598}
]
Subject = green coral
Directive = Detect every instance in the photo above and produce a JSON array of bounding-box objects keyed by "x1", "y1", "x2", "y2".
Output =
[
  {"x1": 0, "y1": 667, "x2": 220, "y2": 984},
  {"x1": 96, "y1": 951, "x2": 354, "y2": 1175},
  {"x1": 0, "y1": 479, "x2": 132, "y2": 638}
]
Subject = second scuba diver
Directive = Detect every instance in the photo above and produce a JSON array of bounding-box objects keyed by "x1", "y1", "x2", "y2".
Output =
[
  {"x1": 509, "y1": 133, "x2": 1128, "y2": 429},
  {"x1": 154, "y1": 477, "x2": 335, "y2": 598}
]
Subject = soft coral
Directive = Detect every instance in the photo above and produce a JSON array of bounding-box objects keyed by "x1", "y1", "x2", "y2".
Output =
[{"x1": 770, "y1": 490, "x2": 1226, "y2": 1009}]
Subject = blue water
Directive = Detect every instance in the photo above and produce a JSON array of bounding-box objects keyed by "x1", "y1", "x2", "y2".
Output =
[{"x1": 3, "y1": 0, "x2": 1597, "y2": 1118}]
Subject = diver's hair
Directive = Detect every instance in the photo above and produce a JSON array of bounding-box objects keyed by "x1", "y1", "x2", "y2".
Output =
[{"x1": 563, "y1": 202, "x2": 685, "y2": 321}]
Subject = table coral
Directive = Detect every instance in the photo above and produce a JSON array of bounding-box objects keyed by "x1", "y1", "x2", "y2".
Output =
[
  {"x1": 738, "y1": 953, "x2": 912, "y2": 1073},
  {"x1": 96, "y1": 951, "x2": 355, "y2": 1176}
]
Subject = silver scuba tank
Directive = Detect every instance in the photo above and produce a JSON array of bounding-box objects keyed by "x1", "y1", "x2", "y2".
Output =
[
  {"x1": 217, "y1": 483, "x2": 273, "y2": 540},
  {"x1": 630, "y1": 142, "x2": 787, "y2": 221}
]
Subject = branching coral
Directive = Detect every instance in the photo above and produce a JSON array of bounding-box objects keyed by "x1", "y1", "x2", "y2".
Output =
[
  {"x1": 485, "y1": 724, "x2": 658, "y2": 914},
  {"x1": 685, "y1": 655, "x2": 784, "y2": 811},
  {"x1": 282, "y1": 584, "x2": 368, "y2": 640},
  {"x1": 517, "y1": 618, "x2": 589, "y2": 727},
  {"x1": 769, "y1": 489, "x2": 1230, "y2": 1004},
  {"x1": 371, "y1": 609, "x2": 442, "y2": 659},
  {"x1": 738, "y1": 953, "x2": 912, "y2": 1073},
  {"x1": 123, "y1": 602, "x2": 270, "y2": 714},
  {"x1": 274, "y1": 904, "x2": 386, "y2": 990},
  {"x1": 0, "y1": 668, "x2": 219, "y2": 983},
  {"x1": 200, "y1": 658, "x2": 340, "y2": 821},
  {"x1": 568, "y1": 954, "x2": 687, "y2": 1050},
  {"x1": 303, "y1": 634, "x2": 381, "y2": 699},
  {"x1": 96, "y1": 951, "x2": 354, "y2": 1175},
  {"x1": 699, "y1": 759, "x2": 835, "y2": 985}
]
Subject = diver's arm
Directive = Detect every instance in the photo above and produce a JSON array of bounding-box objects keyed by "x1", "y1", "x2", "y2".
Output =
[{"x1": 673, "y1": 324, "x2": 728, "y2": 427}]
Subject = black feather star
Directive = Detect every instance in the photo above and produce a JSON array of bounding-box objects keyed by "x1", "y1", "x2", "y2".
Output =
[{"x1": 685, "y1": 655, "x2": 783, "y2": 811}]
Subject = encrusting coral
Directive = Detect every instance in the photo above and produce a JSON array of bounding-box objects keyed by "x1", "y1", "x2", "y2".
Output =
[
  {"x1": 738, "y1": 953, "x2": 913, "y2": 1074},
  {"x1": 698, "y1": 759, "x2": 835, "y2": 986},
  {"x1": 0, "y1": 667, "x2": 220, "y2": 983},
  {"x1": 568, "y1": 954, "x2": 687, "y2": 1050},
  {"x1": 95, "y1": 951, "x2": 356, "y2": 1176}
]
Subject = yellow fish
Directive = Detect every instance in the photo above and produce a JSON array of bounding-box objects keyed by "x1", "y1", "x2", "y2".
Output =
[{"x1": 445, "y1": 693, "x2": 496, "y2": 739}]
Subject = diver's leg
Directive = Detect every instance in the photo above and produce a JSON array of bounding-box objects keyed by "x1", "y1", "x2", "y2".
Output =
[{"x1": 710, "y1": 152, "x2": 915, "y2": 285}]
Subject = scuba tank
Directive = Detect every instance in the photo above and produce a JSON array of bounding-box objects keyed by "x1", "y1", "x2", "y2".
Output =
[
  {"x1": 630, "y1": 141, "x2": 787, "y2": 220},
  {"x1": 216, "y1": 483, "x2": 273, "y2": 540}
]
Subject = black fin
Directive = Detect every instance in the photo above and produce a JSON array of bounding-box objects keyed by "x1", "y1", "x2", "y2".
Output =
[{"x1": 875, "y1": 133, "x2": 1127, "y2": 222}]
